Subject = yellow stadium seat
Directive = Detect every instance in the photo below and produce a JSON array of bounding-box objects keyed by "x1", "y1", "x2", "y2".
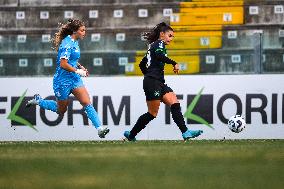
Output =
[
  {"x1": 190, "y1": 0, "x2": 242, "y2": 2},
  {"x1": 171, "y1": 7, "x2": 243, "y2": 26},
  {"x1": 172, "y1": 25, "x2": 222, "y2": 31},
  {"x1": 180, "y1": 1, "x2": 243, "y2": 8},
  {"x1": 168, "y1": 31, "x2": 222, "y2": 49}
]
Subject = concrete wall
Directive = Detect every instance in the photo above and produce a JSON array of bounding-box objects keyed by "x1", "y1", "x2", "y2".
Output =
[
  {"x1": 244, "y1": 1, "x2": 284, "y2": 25},
  {"x1": 18, "y1": 0, "x2": 181, "y2": 6},
  {"x1": 199, "y1": 49, "x2": 256, "y2": 74},
  {"x1": 0, "y1": 4, "x2": 176, "y2": 28},
  {"x1": 0, "y1": 51, "x2": 136, "y2": 76},
  {"x1": 0, "y1": 0, "x2": 17, "y2": 6},
  {"x1": 222, "y1": 26, "x2": 284, "y2": 49},
  {"x1": 0, "y1": 29, "x2": 147, "y2": 53}
]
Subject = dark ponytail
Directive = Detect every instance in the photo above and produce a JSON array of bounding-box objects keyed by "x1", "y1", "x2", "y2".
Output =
[
  {"x1": 142, "y1": 22, "x2": 173, "y2": 44},
  {"x1": 51, "y1": 19, "x2": 85, "y2": 51}
]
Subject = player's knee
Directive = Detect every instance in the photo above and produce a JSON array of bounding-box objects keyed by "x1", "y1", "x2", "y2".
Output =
[
  {"x1": 81, "y1": 102, "x2": 89, "y2": 107},
  {"x1": 147, "y1": 112, "x2": 156, "y2": 119},
  {"x1": 148, "y1": 109, "x2": 159, "y2": 117},
  {"x1": 80, "y1": 100, "x2": 91, "y2": 107},
  {"x1": 58, "y1": 107, "x2": 67, "y2": 115},
  {"x1": 163, "y1": 92, "x2": 178, "y2": 105}
]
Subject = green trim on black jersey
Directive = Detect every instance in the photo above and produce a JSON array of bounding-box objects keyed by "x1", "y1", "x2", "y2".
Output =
[
  {"x1": 155, "y1": 48, "x2": 166, "y2": 55},
  {"x1": 155, "y1": 49, "x2": 164, "y2": 52}
]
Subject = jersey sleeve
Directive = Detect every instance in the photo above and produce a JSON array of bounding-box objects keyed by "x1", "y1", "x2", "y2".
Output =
[
  {"x1": 156, "y1": 54, "x2": 177, "y2": 66},
  {"x1": 139, "y1": 56, "x2": 148, "y2": 74},
  {"x1": 153, "y1": 40, "x2": 176, "y2": 66},
  {"x1": 153, "y1": 40, "x2": 166, "y2": 55},
  {"x1": 59, "y1": 44, "x2": 72, "y2": 60}
]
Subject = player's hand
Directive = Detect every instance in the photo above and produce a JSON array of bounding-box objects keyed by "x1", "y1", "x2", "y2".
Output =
[
  {"x1": 81, "y1": 66, "x2": 89, "y2": 76},
  {"x1": 173, "y1": 64, "x2": 179, "y2": 74},
  {"x1": 77, "y1": 64, "x2": 89, "y2": 76},
  {"x1": 75, "y1": 69, "x2": 88, "y2": 77}
]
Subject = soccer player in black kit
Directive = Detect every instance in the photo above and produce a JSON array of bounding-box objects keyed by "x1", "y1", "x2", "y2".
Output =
[{"x1": 124, "y1": 22, "x2": 203, "y2": 141}]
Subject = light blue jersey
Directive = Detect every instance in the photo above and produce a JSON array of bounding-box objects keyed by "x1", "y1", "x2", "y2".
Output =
[
  {"x1": 53, "y1": 35, "x2": 84, "y2": 100},
  {"x1": 32, "y1": 31, "x2": 105, "y2": 134}
]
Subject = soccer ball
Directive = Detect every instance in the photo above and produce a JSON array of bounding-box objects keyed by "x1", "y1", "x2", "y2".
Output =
[{"x1": 228, "y1": 115, "x2": 246, "y2": 133}]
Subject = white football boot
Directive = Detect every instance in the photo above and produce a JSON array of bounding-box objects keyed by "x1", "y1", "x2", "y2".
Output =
[{"x1": 26, "y1": 94, "x2": 42, "y2": 107}]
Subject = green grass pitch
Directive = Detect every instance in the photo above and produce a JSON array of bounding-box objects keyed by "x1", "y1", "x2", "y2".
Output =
[{"x1": 0, "y1": 140, "x2": 283, "y2": 189}]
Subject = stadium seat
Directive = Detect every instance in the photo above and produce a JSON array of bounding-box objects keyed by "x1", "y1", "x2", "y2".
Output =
[
  {"x1": 171, "y1": 1, "x2": 244, "y2": 26},
  {"x1": 169, "y1": 31, "x2": 222, "y2": 49}
]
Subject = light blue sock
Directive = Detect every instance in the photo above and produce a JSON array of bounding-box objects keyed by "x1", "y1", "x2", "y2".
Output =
[
  {"x1": 84, "y1": 104, "x2": 101, "y2": 129},
  {"x1": 38, "y1": 100, "x2": 58, "y2": 113}
]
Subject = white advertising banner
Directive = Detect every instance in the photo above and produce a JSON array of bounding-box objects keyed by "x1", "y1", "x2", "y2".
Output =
[{"x1": 0, "y1": 75, "x2": 283, "y2": 141}]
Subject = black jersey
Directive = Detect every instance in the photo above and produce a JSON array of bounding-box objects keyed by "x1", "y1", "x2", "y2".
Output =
[{"x1": 139, "y1": 40, "x2": 177, "y2": 83}]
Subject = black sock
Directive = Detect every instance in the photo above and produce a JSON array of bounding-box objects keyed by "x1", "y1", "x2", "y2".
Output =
[
  {"x1": 170, "y1": 103, "x2": 188, "y2": 133},
  {"x1": 129, "y1": 112, "x2": 155, "y2": 139}
]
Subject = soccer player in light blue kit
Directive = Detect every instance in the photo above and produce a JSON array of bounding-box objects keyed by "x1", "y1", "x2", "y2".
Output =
[{"x1": 26, "y1": 19, "x2": 109, "y2": 138}]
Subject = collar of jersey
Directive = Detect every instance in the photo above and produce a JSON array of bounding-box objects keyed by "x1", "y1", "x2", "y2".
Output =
[{"x1": 67, "y1": 35, "x2": 76, "y2": 42}]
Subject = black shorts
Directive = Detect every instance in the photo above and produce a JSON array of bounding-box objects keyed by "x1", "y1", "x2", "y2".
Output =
[{"x1": 143, "y1": 77, "x2": 173, "y2": 101}]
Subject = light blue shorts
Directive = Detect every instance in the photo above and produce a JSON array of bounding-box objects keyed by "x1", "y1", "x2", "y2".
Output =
[{"x1": 53, "y1": 79, "x2": 84, "y2": 100}]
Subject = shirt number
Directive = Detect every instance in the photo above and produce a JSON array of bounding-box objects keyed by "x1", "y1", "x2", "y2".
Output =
[{"x1": 146, "y1": 50, "x2": 151, "y2": 68}]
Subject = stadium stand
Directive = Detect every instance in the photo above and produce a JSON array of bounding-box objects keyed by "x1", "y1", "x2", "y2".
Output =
[
  {"x1": 128, "y1": 0, "x2": 245, "y2": 75},
  {"x1": 0, "y1": 0, "x2": 284, "y2": 76},
  {"x1": 0, "y1": 0, "x2": 181, "y2": 76},
  {"x1": 167, "y1": 0, "x2": 284, "y2": 74}
]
